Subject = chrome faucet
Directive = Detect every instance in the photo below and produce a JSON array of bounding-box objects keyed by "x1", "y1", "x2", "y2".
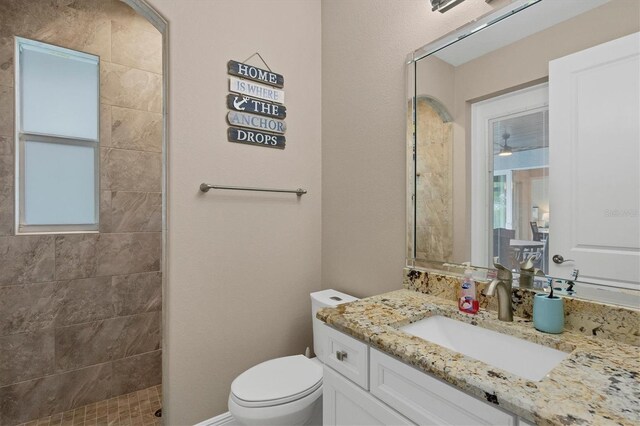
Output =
[{"x1": 486, "y1": 258, "x2": 513, "y2": 322}]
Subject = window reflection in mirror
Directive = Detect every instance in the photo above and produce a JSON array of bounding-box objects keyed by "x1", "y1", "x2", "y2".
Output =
[{"x1": 489, "y1": 109, "x2": 549, "y2": 274}]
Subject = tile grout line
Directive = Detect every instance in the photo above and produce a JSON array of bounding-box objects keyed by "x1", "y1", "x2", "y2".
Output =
[
  {"x1": 107, "y1": 56, "x2": 163, "y2": 77},
  {"x1": 102, "y1": 56, "x2": 163, "y2": 78},
  {"x1": 100, "y1": 145, "x2": 162, "y2": 155},
  {"x1": 0, "y1": 306, "x2": 161, "y2": 339},
  {"x1": 0, "y1": 268, "x2": 162, "y2": 291},
  {"x1": 53, "y1": 308, "x2": 161, "y2": 331},
  {"x1": 98, "y1": 99, "x2": 161, "y2": 116},
  {"x1": 1, "y1": 349, "x2": 161, "y2": 389},
  {"x1": 103, "y1": 104, "x2": 162, "y2": 117},
  {"x1": 52, "y1": 234, "x2": 59, "y2": 376}
]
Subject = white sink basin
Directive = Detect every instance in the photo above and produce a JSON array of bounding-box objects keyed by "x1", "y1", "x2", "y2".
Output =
[{"x1": 400, "y1": 315, "x2": 569, "y2": 381}]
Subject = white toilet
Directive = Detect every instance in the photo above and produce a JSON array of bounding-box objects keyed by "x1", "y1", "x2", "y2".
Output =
[{"x1": 228, "y1": 289, "x2": 358, "y2": 426}]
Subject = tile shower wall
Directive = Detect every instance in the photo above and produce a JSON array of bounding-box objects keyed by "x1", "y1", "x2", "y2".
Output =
[
  {"x1": 0, "y1": 1, "x2": 162, "y2": 424},
  {"x1": 414, "y1": 98, "x2": 453, "y2": 261}
]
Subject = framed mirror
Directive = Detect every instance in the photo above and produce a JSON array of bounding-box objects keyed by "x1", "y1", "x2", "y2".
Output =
[{"x1": 407, "y1": 0, "x2": 639, "y2": 307}]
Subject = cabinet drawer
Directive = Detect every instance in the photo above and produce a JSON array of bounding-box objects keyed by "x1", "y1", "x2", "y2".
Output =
[
  {"x1": 370, "y1": 348, "x2": 517, "y2": 426},
  {"x1": 323, "y1": 365, "x2": 414, "y2": 426},
  {"x1": 324, "y1": 325, "x2": 369, "y2": 390}
]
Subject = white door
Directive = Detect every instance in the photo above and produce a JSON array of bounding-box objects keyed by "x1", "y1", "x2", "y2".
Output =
[
  {"x1": 471, "y1": 84, "x2": 549, "y2": 267},
  {"x1": 549, "y1": 32, "x2": 640, "y2": 290}
]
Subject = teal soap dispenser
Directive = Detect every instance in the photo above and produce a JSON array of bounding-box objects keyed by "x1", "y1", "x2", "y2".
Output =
[{"x1": 533, "y1": 286, "x2": 565, "y2": 334}]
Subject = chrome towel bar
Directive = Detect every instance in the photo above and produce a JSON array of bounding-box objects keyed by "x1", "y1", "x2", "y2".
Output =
[{"x1": 200, "y1": 183, "x2": 307, "y2": 196}]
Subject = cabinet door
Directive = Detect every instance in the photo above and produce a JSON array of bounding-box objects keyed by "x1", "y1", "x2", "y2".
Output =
[
  {"x1": 323, "y1": 366, "x2": 414, "y2": 426},
  {"x1": 370, "y1": 349, "x2": 516, "y2": 425},
  {"x1": 324, "y1": 325, "x2": 369, "y2": 389}
]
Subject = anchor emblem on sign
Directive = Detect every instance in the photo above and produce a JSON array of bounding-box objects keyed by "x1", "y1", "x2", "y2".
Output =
[{"x1": 233, "y1": 96, "x2": 249, "y2": 111}]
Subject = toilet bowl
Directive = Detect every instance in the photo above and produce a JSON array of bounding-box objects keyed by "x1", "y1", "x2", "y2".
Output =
[
  {"x1": 228, "y1": 290, "x2": 357, "y2": 426},
  {"x1": 228, "y1": 356, "x2": 323, "y2": 426}
]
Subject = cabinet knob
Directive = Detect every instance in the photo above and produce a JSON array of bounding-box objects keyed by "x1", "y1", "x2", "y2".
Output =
[{"x1": 336, "y1": 350, "x2": 348, "y2": 361}]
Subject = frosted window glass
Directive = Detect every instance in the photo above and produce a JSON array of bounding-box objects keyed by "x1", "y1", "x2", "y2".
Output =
[
  {"x1": 24, "y1": 141, "x2": 96, "y2": 225},
  {"x1": 21, "y1": 45, "x2": 98, "y2": 140}
]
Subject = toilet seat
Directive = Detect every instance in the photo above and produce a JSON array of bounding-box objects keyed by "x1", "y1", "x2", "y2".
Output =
[
  {"x1": 231, "y1": 380, "x2": 322, "y2": 408},
  {"x1": 230, "y1": 355, "x2": 323, "y2": 408},
  {"x1": 228, "y1": 383, "x2": 323, "y2": 426}
]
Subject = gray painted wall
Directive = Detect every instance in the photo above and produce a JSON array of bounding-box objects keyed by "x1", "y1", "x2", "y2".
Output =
[
  {"x1": 148, "y1": 0, "x2": 322, "y2": 424},
  {"x1": 321, "y1": 0, "x2": 511, "y2": 298}
]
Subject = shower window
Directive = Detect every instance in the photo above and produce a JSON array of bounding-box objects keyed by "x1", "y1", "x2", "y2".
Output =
[{"x1": 15, "y1": 38, "x2": 99, "y2": 234}]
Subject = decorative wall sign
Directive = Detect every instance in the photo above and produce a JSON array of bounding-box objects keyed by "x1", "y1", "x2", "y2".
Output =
[
  {"x1": 227, "y1": 94, "x2": 286, "y2": 119},
  {"x1": 227, "y1": 111, "x2": 286, "y2": 134},
  {"x1": 228, "y1": 126, "x2": 286, "y2": 149},
  {"x1": 229, "y1": 76, "x2": 285, "y2": 104},
  {"x1": 226, "y1": 55, "x2": 287, "y2": 149},
  {"x1": 227, "y1": 60, "x2": 284, "y2": 88}
]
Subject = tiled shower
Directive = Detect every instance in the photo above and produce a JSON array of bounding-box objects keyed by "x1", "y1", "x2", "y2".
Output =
[{"x1": 0, "y1": 1, "x2": 163, "y2": 424}]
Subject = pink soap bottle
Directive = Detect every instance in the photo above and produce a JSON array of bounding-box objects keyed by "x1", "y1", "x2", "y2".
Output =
[{"x1": 458, "y1": 271, "x2": 479, "y2": 314}]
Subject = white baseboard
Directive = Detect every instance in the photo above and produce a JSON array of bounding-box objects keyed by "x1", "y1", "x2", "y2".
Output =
[{"x1": 193, "y1": 411, "x2": 238, "y2": 426}]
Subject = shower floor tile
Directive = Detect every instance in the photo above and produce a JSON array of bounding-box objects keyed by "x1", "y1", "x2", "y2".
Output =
[{"x1": 16, "y1": 385, "x2": 162, "y2": 426}]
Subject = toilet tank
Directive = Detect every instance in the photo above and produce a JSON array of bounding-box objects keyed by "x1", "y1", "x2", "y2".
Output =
[{"x1": 310, "y1": 289, "x2": 358, "y2": 363}]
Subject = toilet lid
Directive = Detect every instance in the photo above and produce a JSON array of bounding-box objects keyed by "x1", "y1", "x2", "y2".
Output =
[{"x1": 231, "y1": 355, "x2": 322, "y2": 407}]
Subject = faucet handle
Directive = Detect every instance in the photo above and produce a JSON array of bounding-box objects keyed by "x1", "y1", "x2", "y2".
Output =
[
  {"x1": 492, "y1": 257, "x2": 513, "y2": 281},
  {"x1": 520, "y1": 256, "x2": 535, "y2": 271},
  {"x1": 493, "y1": 257, "x2": 508, "y2": 270}
]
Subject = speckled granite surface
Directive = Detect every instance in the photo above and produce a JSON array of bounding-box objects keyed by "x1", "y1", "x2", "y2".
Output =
[
  {"x1": 404, "y1": 268, "x2": 640, "y2": 347},
  {"x1": 317, "y1": 289, "x2": 640, "y2": 426}
]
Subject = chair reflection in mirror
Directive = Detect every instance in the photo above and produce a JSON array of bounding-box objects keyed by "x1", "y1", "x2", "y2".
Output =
[
  {"x1": 493, "y1": 228, "x2": 516, "y2": 269},
  {"x1": 529, "y1": 221, "x2": 549, "y2": 272},
  {"x1": 530, "y1": 221, "x2": 544, "y2": 241},
  {"x1": 511, "y1": 237, "x2": 548, "y2": 274}
]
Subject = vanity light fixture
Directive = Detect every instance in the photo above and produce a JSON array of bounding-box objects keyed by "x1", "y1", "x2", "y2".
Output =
[
  {"x1": 430, "y1": 0, "x2": 496, "y2": 13},
  {"x1": 430, "y1": 0, "x2": 466, "y2": 13},
  {"x1": 498, "y1": 132, "x2": 513, "y2": 157}
]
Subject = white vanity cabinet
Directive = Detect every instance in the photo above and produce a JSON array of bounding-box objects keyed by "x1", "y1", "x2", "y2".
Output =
[
  {"x1": 324, "y1": 366, "x2": 414, "y2": 425},
  {"x1": 322, "y1": 324, "x2": 532, "y2": 426},
  {"x1": 369, "y1": 348, "x2": 517, "y2": 425}
]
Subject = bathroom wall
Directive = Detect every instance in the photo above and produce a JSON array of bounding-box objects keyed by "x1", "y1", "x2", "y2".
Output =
[
  {"x1": 0, "y1": 1, "x2": 162, "y2": 423},
  {"x1": 146, "y1": 0, "x2": 322, "y2": 424},
  {"x1": 321, "y1": 0, "x2": 511, "y2": 298}
]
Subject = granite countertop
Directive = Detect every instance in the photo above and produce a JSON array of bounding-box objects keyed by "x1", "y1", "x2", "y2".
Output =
[{"x1": 317, "y1": 289, "x2": 640, "y2": 426}]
